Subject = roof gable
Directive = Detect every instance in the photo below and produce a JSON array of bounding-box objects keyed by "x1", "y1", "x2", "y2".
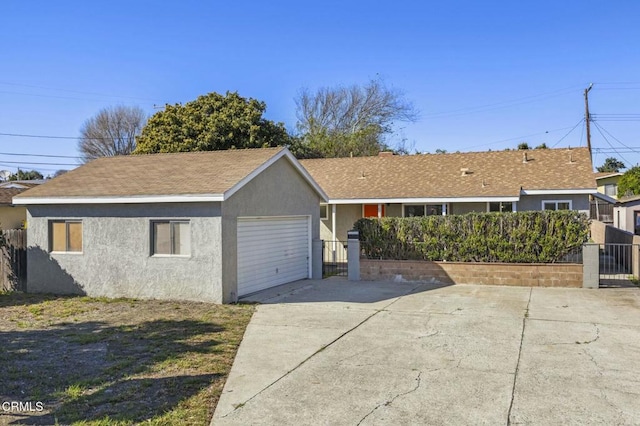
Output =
[
  {"x1": 300, "y1": 147, "x2": 596, "y2": 201},
  {"x1": 14, "y1": 148, "x2": 327, "y2": 204}
]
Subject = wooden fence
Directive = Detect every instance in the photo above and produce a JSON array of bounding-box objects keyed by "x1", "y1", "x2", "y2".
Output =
[{"x1": 1, "y1": 229, "x2": 26, "y2": 292}]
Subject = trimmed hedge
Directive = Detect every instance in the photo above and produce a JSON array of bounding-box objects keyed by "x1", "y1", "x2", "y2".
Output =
[{"x1": 354, "y1": 211, "x2": 589, "y2": 263}]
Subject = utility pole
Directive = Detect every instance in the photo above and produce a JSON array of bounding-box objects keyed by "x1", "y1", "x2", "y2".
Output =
[{"x1": 584, "y1": 83, "x2": 593, "y2": 157}]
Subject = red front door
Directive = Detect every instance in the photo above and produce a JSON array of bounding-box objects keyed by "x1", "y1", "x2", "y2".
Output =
[{"x1": 363, "y1": 204, "x2": 385, "y2": 218}]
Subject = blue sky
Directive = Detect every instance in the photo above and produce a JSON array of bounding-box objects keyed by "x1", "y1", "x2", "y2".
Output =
[{"x1": 1, "y1": 1, "x2": 639, "y2": 175}]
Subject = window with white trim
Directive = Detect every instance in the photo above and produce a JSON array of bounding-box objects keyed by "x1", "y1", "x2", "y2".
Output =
[
  {"x1": 152, "y1": 220, "x2": 191, "y2": 256},
  {"x1": 49, "y1": 220, "x2": 83, "y2": 252},
  {"x1": 488, "y1": 202, "x2": 513, "y2": 213},
  {"x1": 320, "y1": 204, "x2": 329, "y2": 220},
  {"x1": 404, "y1": 204, "x2": 443, "y2": 217},
  {"x1": 542, "y1": 200, "x2": 572, "y2": 211}
]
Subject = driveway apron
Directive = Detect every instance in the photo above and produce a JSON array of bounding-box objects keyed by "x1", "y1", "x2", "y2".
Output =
[{"x1": 212, "y1": 279, "x2": 640, "y2": 425}]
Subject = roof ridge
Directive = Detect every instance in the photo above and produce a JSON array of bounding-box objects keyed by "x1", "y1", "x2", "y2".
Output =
[
  {"x1": 94, "y1": 146, "x2": 285, "y2": 160},
  {"x1": 299, "y1": 146, "x2": 589, "y2": 162}
]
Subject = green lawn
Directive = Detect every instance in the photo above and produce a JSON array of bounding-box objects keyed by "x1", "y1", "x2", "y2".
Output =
[{"x1": 0, "y1": 292, "x2": 254, "y2": 425}]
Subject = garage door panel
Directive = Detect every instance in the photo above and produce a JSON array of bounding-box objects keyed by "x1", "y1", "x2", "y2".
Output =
[
  {"x1": 236, "y1": 242, "x2": 309, "y2": 258},
  {"x1": 237, "y1": 216, "x2": 310, "y2": 296},
  {"x1": 237, "y1": 255, "x2": 308, "y2": 275}
]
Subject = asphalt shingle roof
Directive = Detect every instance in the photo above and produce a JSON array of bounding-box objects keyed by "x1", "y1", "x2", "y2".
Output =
[
  {"x1": 0, "y1": 182, "x2": 41, "y2": 205},
  {"x1": 15, "y1": 147, "x2": 285, "y2": 199},
  {"x1": 300, "y1": 147, "x2": 595, "y2": 200}
]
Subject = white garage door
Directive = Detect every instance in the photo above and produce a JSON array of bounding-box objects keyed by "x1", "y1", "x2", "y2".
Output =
[{"x1": 237, "y1": 216, "x2": 310, "y2": 296}]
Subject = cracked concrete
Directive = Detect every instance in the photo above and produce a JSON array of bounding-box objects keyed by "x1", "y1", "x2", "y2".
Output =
[
  {"x1": 356, "y1": 370, "x2": 422, "y2": 425},
  {"x1": 212, "y1": 279, "x2": 640, "y2": 425}
]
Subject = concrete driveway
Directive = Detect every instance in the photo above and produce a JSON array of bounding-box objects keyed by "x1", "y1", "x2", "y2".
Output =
[{"x1": 213, "y1": 279, "x2": 640, "y2": 425}]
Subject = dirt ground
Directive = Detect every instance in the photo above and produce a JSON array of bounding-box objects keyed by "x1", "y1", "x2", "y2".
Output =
[{"x1": 0, "y1": 292, "x2": 253, "y2": 425}]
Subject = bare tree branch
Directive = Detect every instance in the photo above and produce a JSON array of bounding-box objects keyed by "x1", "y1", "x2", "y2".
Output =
[
  {"x1": 78, "y1": 105, "x2": 147, "y2": 163},
  {"x1": 293, "y1": 79, "x2": 418, "y2": 158}
]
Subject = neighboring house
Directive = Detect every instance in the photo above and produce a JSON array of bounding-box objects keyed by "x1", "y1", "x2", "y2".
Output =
[
  {"x1": 300, "y1": 147, "x2": 597, "y2": 244},
  {"x1": 595, "y1": 172, "x2": 622, "y2": 199},
  {"x1": 590, "y1": 172, "x2": 621, "y2": 223},
  {"x1": 0, "y1": 180, "x2": 44, "y2": 229},
  {"x1": 612, "y1": 195, "x2": 640, "y2": 235},
  {"x1": 13, "y1": 148, "x2": 327, "y2": 303}
]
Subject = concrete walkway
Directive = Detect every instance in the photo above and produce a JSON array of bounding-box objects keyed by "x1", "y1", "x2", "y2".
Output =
[{"x1": 212, "y1": 279, "x2": 640, "y2": 425}]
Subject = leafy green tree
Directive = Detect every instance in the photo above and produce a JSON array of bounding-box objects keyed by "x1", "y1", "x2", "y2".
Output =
[
  {"x1": 292, "y1": 79, "x2": 418, "y2": 158},
  {"x1": 134, "y1": 92, "x2": 290, "y2": 154},
  {"x1": 535, "y1": 143, "x2": 548, "y2": 149},
  {"x1": 289, "y1": 126, "x2": 382, "y2": 159},
  {"x1": 597, "y1": 157, "x2": 625, "y2": 173},
  {"x1": 9, "y1": 169, "x2": 44, "y2": 181},
  {"x1": 517, "y1": 142, "x2": 530, "y2": 150},
  {"x1": 46, "y1": 170, "x2": 69, "y2": 179},
  {"x1": 617, "y1": 166, "x2": 640, "y2": 198}
]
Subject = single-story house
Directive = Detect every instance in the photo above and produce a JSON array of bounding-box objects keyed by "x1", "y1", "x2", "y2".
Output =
[
  {"x1": 0, "y1": 180, "x2": 43, "y2": 229},
  {"x1": 590, "y1": 172, "x2": 622, "y2": 223},
  {"x1": 13, "y1": 147, "x2": 327, "y2": 303},
  {"x1": 300, "y1": 147, "x2": 597, "y2": 245}
]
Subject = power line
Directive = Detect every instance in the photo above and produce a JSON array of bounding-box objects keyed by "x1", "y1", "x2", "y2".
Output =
[
  {"x1": 0, "y1": 163, "x2": 64, "y2": 173},
  {"x1": 592, "y1": 122, "x2": 633, "y2": 166},
  {"x1": 461, "y1": 125, "x2": 580, "y2": 150},
  {"x1": 0, "y1": 81, "x2": 164, "y2": 102},
  {"x1": 593, "y1": 88, "x2": 640, "y2": 91},
  {"x1": 0, "y1": 160, "x2": 78, "y2": 166},
  {"x1": 593, "y1": 122, "x2": 637, "y2": 152},
  {"x1": 550, "y1": 119, "x2": 584, "y2": 148},
  {"x1": 0, "y1": 90, "x2": 151, "y2": 104},
  {"x1": 0, "y1": 132, "x2": 134, "y2": 141},
  {"x1": 592, "y1": 114, "x2": 640, "y2": 122},
  {"x1": 0, "y1": 151, "x2": 82, "y2": 159},
  {"x1": 593, "y1": 82, "x2": 640, "y2": 85},
  {"x1": 421, "y1": 85, "x2": 582, "y2": 119}
]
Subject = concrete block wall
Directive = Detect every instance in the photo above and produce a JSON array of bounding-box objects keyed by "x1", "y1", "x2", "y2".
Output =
[
  {"x1": 360, "y1": 259, "x2": 583, "y2": 288},
  {"x1": 590, "y1": 219, "x2": 640, "y2": 245}
]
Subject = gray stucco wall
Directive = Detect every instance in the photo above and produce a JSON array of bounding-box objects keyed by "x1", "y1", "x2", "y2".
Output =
[
  {"x1": 386, "y1": 204, "x2": 402, "y2": 217},
  {"x1": 517, "y1": 194, "x2": 590, "y2": 213},
  {"x1": 221, "y1": 157, "x2": 322, "y2": 303},
  {"x1": 320, "y1": 204, "x2": 362, "y2": 242},
  {"x1": 26, "y1": 203, "x2": 223, "y2": 303},
  {"x1": 450, "y1": 202, "x2": 487, "y2": 215}
]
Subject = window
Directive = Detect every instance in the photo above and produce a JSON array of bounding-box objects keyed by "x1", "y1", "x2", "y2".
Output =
[
  {"x1": 403, "y1": 204, "x2": 443, "y2": 217},
  {"x1": 320, "y1": 204, "x2": 329, "y2": 220},
  {"x1": 542, "y1": 200, "x2": 572, "y2": 211},
  {"x1": 604, "y1": 184, "x2": 617, "y2": 197},
  {"x1": 49, "y1": 220, "x2": 82, "y2": 252},
  {"x1": 488, "y1": 202, "x2": 513, "y2": 213},
  {"x1": 404, "y1": 205, "x2": 425, "y2": 217},
  {"x1": 152, "y1": 221, "x2": 190, "y2": 256}
]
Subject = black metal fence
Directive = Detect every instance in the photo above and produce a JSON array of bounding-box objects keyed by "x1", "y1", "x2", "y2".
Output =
[
  {"x1": 599, "y1": 243, "x2": 639, "y2": 287},
  {"x1": 322, "y1": 240, "x2": 348, "y2": 277}
]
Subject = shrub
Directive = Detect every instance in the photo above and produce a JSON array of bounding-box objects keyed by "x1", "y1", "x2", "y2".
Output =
[{"x1": 354, "y1": 211, "x2": 589, "y2": 263}]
